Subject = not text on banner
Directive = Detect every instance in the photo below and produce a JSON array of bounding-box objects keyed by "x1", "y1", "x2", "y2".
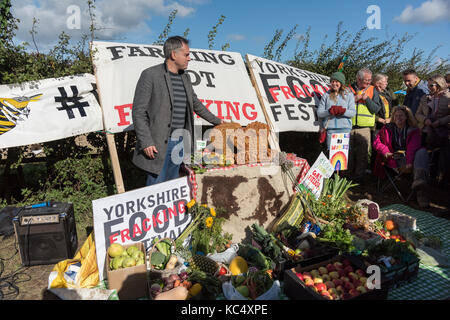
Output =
[
  {"x1": 91, "y1": 41, "x2": 267, "y2": 134},
  {"x1": 92, "y1": 176, "x2": 191, "y2": 280},
  {"x1": 246, "y1": 54, "x2": 331, "y2": 133}
]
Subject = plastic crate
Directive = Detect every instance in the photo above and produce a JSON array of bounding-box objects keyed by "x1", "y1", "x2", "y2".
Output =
[{"x1": 283, "y1": 255, "x2": 389, "y2": 300}]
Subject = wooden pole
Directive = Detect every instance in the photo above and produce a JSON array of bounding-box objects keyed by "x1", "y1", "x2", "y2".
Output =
[
  {"x1": 244, "y1": 54, "x2": 281, "y2": 152},
  {"x1": 91, "y1": 41, "x2": 125, "y2": 194}
]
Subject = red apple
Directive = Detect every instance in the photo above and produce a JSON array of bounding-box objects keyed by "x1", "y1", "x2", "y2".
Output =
[
  {"x1": 338, "y1": 269, "x2": 347, "y2": 277},
  {"x1": 304, "y1": 277, "x2": 314, "y2": 286},
  {"x1": 352, "y1": 279, "x2": 362, "y2": 287},
  {"x1": 330, "y1": 293, "x2": 339, "y2": 300},
  {"x1": 326, "y1": 263, "x2": 336, "y2": 272},
  {"x1": 344, "y1": 265, "x2": 354, "y2": 274},
  {"x1": 332, "y1": 279, "x2": 342, "y2": 287},
  {"x1": 296, "y1": 272, "x2": 304, "y2": 281},
  {"x1": 325, "y1": 280, "x2": 335, "y2": 289},
  {"x1": 318, "y1": 266, "x2": 328, "y2": 275},
  {"x1": 342, "y1": 259, "x2": 351, "y2": 267},
  {"x1": 349, "y1": 288, "x2": 360, "y2": 297},
  {"x1": 302, "y1": 272, "x2": 312, "y2": 280},
  {"x1": 315, "y1": 283, "x2": 327, "y2": 292},
  {"x1": 356, "y1": 269, "x2": 365, "y2": 278},
  {"x1": 344, "y1": 281, "x2": 354, "y2": 291},
  {"x1": 321, "y1": 290, "x2": 332, "y2": 299},
  {"x1": 348, "y1": 272, "x2": 359, "y2": 282},
  {"x1": 359, "y1": 276, "x2": 368, "y2": 286},
  {"x1": 340, "y1": 276, "x2": 350, "y2": 283},
  {"x1": 329, "y1": 271, "x2": 340, "y2": 280},
  {"x1": 333, "y1": 261, "x2": 344, "y2": 270}
]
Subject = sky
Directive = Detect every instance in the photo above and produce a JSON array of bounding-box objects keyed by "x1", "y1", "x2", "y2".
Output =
[{"x1": 10, "y1": 0, "x2": 450, "y2": 64}]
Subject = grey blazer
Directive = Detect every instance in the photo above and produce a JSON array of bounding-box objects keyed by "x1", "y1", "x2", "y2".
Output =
[{"x1": 131, "y1": 63, "x2": 221, "y2": 175}]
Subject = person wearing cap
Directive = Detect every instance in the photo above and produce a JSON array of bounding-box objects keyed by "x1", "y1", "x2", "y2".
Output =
[
  {"x1": 317, "y1": 72, "x2": 356, "y2": 150},
  {"x1": 347, "y1": 68, "x2": 382, "y2": 183}
]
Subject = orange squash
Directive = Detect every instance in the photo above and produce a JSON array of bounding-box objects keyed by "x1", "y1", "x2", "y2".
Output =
[{"x1": 385, "y1": 220, "x2": 395, "y2": 231}]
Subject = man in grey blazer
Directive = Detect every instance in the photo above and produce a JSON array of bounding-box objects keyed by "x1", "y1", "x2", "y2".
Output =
[{"x1": 132, "y1": 36, "x2": 223, "y2": 186}]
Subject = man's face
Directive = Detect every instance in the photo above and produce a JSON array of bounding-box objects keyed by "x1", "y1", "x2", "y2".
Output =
[
  {"x1": 357, "y1": 72, "x2": 372, "y2": 89},
  {"x1": 403, "y1": 74, "x2": 418, "y2": 89},
  {"x1": 172, "y1": 43, "x2": 191, "y2": 71}
]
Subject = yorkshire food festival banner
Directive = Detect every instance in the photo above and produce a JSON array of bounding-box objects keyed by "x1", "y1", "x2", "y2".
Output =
[
  {"x1": 92, "y1": 177, "x2": 191, "y2": 280},
  {"x1": 246, "y1": 54, "x2": 330, "y2": 132},
  {"x1": 91, "y1": 41, "x2": 267, "y2": 133},
  {"x1": 0, "y1": 74, "x2": 103, "y2": 149}
]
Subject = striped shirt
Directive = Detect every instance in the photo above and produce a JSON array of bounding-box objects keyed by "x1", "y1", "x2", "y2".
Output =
[{"x1": 169, "y1": 72, "x2": 187, "y2": 131}]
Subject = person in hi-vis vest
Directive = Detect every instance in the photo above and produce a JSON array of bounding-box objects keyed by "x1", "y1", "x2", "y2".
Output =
[{"x1": 347, "y1": 68, "x2": 382, "y2": 183}]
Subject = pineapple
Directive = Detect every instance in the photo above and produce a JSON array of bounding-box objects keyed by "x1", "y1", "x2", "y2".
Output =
[{"x1": 189, "y1": 255, "x2": 219, "y2": 275}]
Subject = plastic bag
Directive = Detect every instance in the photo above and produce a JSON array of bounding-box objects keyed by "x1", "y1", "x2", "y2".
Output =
[
  {"x1": 48, "y1": 233, "x2": 99, "y2": 289},
  {"x1": 207, "y1": 243, "x2": 239, "y2": 264},
  {"x1": 222, "y1": 280, "x2": 281, "y2": 300}
]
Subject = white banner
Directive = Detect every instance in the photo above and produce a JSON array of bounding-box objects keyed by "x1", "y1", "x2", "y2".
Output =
[
  {"x1": 91, "y1": 41, "x2": 267, "y2": 133},
  {"x1": 330, "y1": 132, "x2": 350, "y2": 171},
  {"x1": 246, "y1": 54, "x2": 331, "y2": 132},
  {"x1": 0, "y1": 74, "x2": 103, "y2": 149},
  {"x1": 92, "y1": 176, "x2": 191, "y2": 280},
  {"x1": 299, "y1": 152, "x2": 335, "y2": 199}
]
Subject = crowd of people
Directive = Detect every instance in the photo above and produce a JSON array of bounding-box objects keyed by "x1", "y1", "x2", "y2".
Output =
[
  {"x1": 318, "y1": 68, "x2": 450, "y2": 208},
  {"x1": 131, "y1": 35, "x2": 448, "y2": 211}
]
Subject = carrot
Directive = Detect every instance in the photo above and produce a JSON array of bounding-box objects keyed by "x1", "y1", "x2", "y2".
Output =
[
  {"x1": 174, "y1": 280, "x2": 181, "y2": 287},
  {"x1": 183, "y1": 280, "x2": 192, "y2": 289}
]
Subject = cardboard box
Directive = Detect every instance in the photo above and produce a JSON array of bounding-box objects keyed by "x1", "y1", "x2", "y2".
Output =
[
  {"x1": 283, "y1": 255, "x2": 389, "y2": 300},
  {"x1": 106, "y1": 242, "x2": 148, "y2": 300}
]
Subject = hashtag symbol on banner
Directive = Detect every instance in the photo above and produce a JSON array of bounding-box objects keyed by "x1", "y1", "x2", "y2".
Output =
[{"x1": 54, "y1": 86, "x2": 90, "y2": 119}]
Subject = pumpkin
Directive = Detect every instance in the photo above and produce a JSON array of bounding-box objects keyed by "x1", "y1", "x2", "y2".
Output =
[{"x1": 384, "y1": 220, "x2": 395, "y2": 231}]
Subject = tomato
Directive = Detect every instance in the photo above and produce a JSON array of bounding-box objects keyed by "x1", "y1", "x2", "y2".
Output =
[{"x1": 218, "y1": 266, "x2": 227, "y2": 276}]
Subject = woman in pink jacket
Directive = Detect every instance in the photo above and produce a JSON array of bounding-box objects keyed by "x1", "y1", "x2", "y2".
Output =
[{"x1": 373, "y1": 106, "x2": 429, "y2": 207}]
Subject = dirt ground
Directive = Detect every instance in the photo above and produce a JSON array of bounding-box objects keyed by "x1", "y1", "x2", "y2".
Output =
[{"x1": 0, "y1": 173, "x2": 448, "y2": 300}]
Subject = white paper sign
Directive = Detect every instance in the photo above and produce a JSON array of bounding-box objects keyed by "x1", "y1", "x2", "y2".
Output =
[
  {"x1": 0, "y1": 74, "x2": 103, "y2": 148},
  {"x1": 329, "y1": 132, "x2": 350, "y2": 171},
  {"x1": 246, "y1": 54, "x2": 331, "y2": 132},
  {"x1": 92, "y1": 177, "x2": 191, "y2": 280},
  {"x1": 91, "y1": 41, "x2": 267, "y2": 133},
  {"x1": 298, "y1": 152, "x2": 335, "y2": 199}
]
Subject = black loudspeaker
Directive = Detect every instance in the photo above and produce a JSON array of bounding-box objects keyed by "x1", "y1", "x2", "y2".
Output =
[{"x1": 13, "y1": 202, "x2": 78, "y2": 266}]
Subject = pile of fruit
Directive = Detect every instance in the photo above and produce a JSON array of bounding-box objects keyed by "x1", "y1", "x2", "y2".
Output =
[
  {"x1": 294, "y1": 258, "x2": 374, "y2": 300},
  {"x1": 107, "y1": 243, "x2": 145, "y2": 270}
]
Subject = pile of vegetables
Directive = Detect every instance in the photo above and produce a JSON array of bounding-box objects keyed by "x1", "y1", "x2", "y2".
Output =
[
  {"x1": 150, "y1": 238, "x2": 178, "y2": 270},
  {"x1": 231, "y1": 269, "x2": 274, "y2": 300}
]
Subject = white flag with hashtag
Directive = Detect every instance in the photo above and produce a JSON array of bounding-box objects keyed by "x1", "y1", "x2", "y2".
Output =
[{"x1": 0, "y1": 73, "x2": 104, "y2": 149}]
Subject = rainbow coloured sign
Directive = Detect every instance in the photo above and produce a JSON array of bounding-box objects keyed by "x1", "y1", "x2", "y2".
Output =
[{"x1": 329, "y1": 133, "x2": 350, "y2": 171}]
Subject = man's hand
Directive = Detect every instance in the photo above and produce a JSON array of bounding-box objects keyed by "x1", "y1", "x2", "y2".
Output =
[
  {"x1": 143, "y1": 146, "x2": 158, "y2": 159},
  {"x1": 424, "y1": 119, "x2": 432, "y2": 126},
  {"x1": 361, "y1": 92, "x2": 369, "y2": 100}
]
